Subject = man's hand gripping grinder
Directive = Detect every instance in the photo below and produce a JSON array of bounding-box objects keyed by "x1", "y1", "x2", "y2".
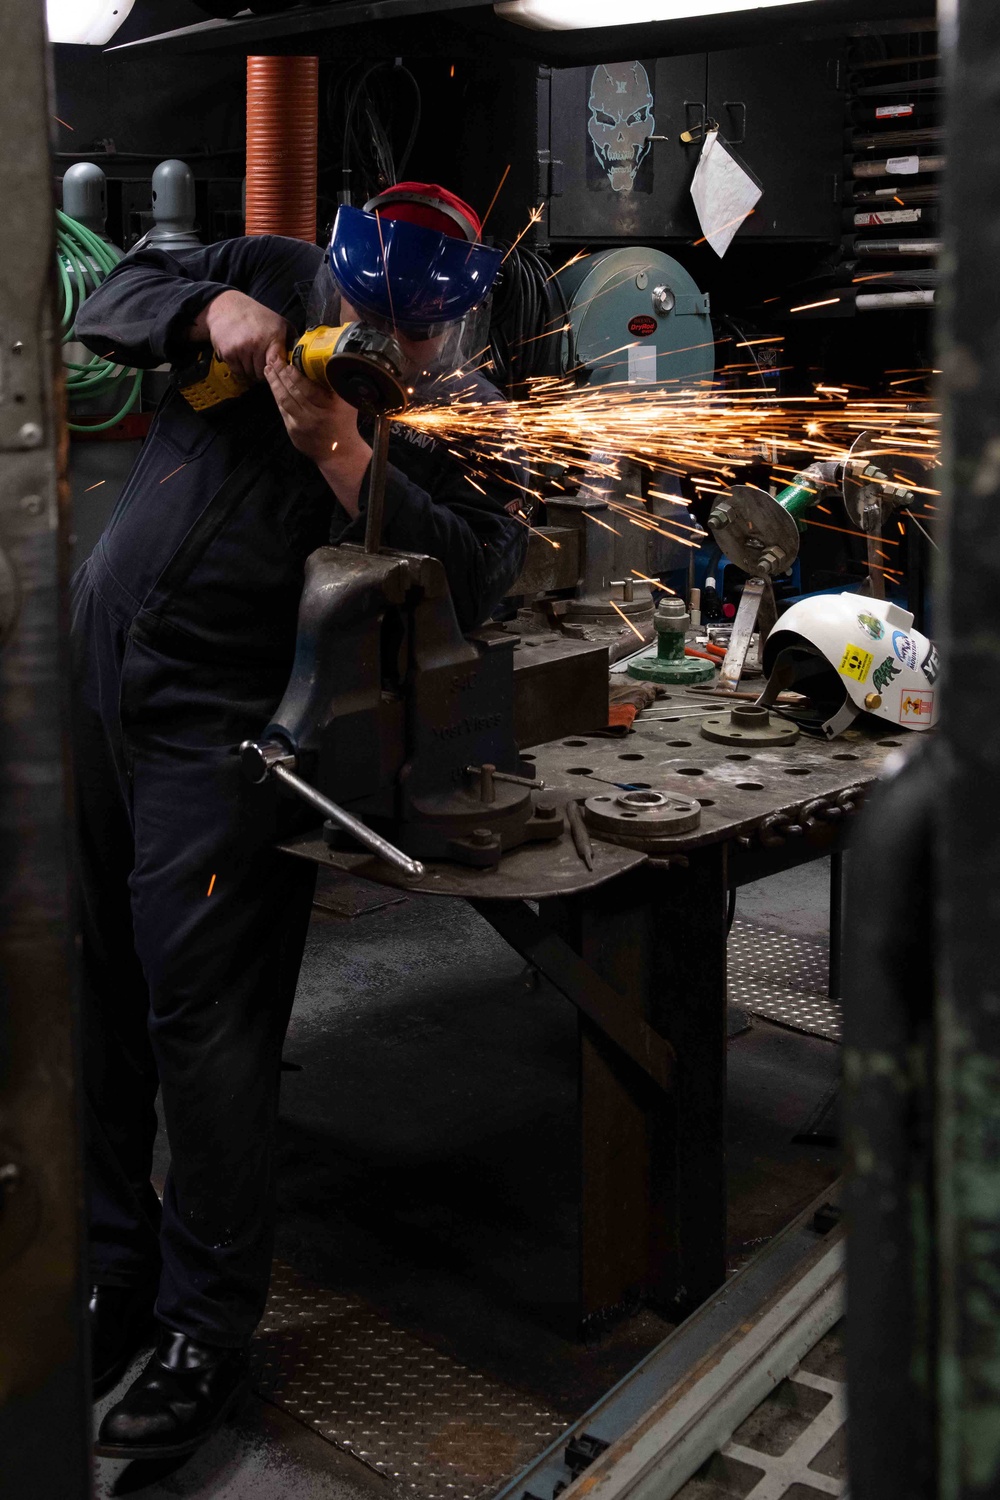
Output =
[{"x1": 180, "y1": 321, "x2": 407, "y2": 420}]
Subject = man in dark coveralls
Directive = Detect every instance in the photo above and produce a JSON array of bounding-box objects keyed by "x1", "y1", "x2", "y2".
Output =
[{"x1": 72, "y1": 182, "x2": 525, "y2": 1460}]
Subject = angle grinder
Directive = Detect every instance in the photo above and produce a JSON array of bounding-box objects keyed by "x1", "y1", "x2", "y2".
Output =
[{"x1": 178, "y1": 321, "x2": 408, "y2": 415}]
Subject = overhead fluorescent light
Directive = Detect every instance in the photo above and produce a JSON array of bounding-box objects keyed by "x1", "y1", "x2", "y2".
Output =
[
  {"x1": 496, "y1": 0, "x2": 820, "y2": 28},
  {"x1": 47, "y1": 0, "x2": 136, "y2": 44}
]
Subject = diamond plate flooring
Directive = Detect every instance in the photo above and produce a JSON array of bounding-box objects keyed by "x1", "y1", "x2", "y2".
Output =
[
  {"x1": 729, "y1": 919, "x2": 841, "y2": 1043},
  {"x1": 255, "y1": 1261, "x2": 568, "y2": 1500}
]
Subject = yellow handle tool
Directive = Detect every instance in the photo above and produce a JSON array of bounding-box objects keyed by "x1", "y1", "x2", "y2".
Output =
[{"x1": 179, "y1": 322, "x2": 408, "y2": 415}]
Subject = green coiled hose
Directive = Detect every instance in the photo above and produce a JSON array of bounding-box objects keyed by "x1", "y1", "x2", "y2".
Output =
[{"x1": 57, "y1": 208, "x2": 142, "y2": 433}]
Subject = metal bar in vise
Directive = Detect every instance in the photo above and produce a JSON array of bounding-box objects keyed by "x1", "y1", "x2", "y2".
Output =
[
  {"x1": 364, "y1": 410, "x2": 392, "y2": 554},
  {"x1": 470, "y1": 898, "x2": 675, "y2": 1092}
]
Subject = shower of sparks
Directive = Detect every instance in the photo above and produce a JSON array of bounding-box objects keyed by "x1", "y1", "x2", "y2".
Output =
[{"x1": 398, "y1": 376, "x2": 939, "y2": 533}]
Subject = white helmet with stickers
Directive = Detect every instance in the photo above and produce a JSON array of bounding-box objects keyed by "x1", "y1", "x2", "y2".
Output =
[{"x1": 759, "y1": 592, "x2": 939, "y2": 738}]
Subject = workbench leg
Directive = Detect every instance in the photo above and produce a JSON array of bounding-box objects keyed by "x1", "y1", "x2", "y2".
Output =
[
  {"x1": 829, "y1": 849, "x2": 844, "y2": 1001},
  {"x1": 648, "y1": 846, "x2": 729, "y2": 1318},
  {"x1": 543, "y1": 870, "x2": 661, "y2": 1328},
  {"x1": 544, "y1": 844, "x2": 729, "y2": 1326}
]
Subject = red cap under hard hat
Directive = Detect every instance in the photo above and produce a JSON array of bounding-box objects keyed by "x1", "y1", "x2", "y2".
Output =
[{"x1": 363, "y1": 181, "x2": 482, "y2": 243}]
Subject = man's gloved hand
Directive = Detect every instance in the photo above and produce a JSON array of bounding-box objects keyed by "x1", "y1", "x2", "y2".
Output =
[
  {"x1": 265, "y1": 357, "x2": 372, "y2": 517},
  {"x1": 189, "y1": 290, "x2": 289, "y2": 385}
]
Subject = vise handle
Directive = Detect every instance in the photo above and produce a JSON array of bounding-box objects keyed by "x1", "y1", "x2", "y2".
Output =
[{"x1": 240, "y1": 740, "x2": 425, "y2": 880}]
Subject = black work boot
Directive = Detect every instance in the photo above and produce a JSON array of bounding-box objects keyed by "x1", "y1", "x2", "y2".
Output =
[
  {"x1": 90, "y1": 1283, "x2": 157, "y2": 1399},
  {"x1": 95, "y1": 1329, "x2": 251, "y2": 1460}
]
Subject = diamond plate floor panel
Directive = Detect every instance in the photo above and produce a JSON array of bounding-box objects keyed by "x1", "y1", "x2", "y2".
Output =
[
  {"x1": 254, "y1": 1261, "x2": 569, "y2": 1500},
  {"x1": 729, "y1": 919, "x2": 842, "y2": 1043}
]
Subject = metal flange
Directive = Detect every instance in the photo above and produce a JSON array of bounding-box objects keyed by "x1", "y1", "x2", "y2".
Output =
[
  {"x1": 700, "y1": 703, "x2": 800, "y2": 746},
  {"x1": 583, "y1": 788, "x2": 702, "y2": 841},
  {"x1": 708, "y1": 484, "x2": 801, "y2": 578}
]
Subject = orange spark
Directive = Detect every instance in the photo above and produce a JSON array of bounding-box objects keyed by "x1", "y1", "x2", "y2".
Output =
[
  {"x1": 206, "y1": 873, "x2": 217, "y2": 897},
  {"x1": 790, "y1": 297, "x2": 841, "y2": 313},
  {"x1": 479, "y1": 163, "x2": 511, "y2": 237},
  {"x1": 609, "y1": 599, "x2": 645, "y2": 641}
]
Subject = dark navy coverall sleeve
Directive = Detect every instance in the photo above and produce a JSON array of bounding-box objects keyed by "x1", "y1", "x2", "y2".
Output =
[
  {"x1": 76, "y1": 235, "x2": 322, "y2": 369},
  {"x1": 77, "y1": 236, "x2": 527, "y2": 631}
]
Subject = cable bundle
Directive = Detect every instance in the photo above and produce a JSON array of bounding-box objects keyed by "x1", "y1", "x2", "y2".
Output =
[
  {"x1": 487, "y1": 246, "x2": 574, "y2": 397},
  {"x1": 57, "y1": 209, "x2": 141, "y2": 434},
  {"x1": 324, "y1": 61, "x2": 422, "y2": 211}
]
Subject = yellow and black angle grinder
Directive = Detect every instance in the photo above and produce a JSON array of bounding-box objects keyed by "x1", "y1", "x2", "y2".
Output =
[{"x1": 178, "y1": 321, "x2": 408, "y2": 416}]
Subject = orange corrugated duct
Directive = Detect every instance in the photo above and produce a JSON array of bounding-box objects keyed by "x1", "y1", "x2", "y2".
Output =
[{"x1": 246, "y1": 55, "x2": 318, "y2": 242}]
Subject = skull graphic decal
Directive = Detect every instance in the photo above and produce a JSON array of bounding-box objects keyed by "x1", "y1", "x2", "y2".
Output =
[{"x1": 588, "y1": 61, "x2": 655, "y2": 194}]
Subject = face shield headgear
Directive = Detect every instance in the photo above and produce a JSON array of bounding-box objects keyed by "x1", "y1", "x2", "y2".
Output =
[{"x1": 306, "y1": 183, "x2": 502, "y2": 381}]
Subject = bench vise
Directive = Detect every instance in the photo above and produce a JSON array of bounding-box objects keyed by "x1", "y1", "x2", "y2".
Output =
[{"x1": 241, "y1": 542, "x2": 567, "y2": 877}]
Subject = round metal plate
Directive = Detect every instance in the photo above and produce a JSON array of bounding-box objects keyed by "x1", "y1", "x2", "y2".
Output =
[
  {"x1": 584, "y1": 788, "x2": 702, "y2": 838},
  {"x1": 842, "y1": 428, "x2": 882, "y2": 529},
  {"x1": 710, "y1": 484, "x2": 801, "y2": 576},
  {"x1": 700, "y1": 711, "x2": 800, "y2": 746}
]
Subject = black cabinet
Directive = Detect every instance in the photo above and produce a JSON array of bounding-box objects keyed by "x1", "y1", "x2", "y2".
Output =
[
  {"x1": 706, "y1": 42, "x2": 844, "y2": 240},
  {"x1": 544, "y1": 41, "x2": 843, "y2": 244},
  {"x1": 547, "y1": 54, "x2": 706, "y2": 241}
]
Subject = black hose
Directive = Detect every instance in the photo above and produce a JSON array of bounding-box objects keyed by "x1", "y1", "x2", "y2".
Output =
[{"x1": 488, "y1": 245, "x2": 574, "y2": 397}]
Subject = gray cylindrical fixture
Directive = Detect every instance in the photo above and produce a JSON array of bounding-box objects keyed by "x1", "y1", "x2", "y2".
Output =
[
  {"x1": 147, "y1": 159, "x2": 201, "y2": 249},
  {"x1": 62, "y1": 162, "x2": 111, "y2": 240}
]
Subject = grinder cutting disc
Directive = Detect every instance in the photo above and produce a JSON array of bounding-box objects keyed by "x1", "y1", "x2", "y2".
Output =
[{"x1": 292, "y1": 322, "x2": 408, "y2": 414}]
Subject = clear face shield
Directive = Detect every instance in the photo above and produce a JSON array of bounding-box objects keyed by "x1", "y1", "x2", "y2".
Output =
[{"x1": 304, "y1": 206, "x2": 501, "y2": 388}]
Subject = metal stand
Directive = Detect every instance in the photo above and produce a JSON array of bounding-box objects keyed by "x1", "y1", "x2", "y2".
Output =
[{"x1": 717, "y1": 577, "x2": 776, "y2": 694}]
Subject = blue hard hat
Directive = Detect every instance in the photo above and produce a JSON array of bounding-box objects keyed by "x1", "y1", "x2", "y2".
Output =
[{"x1": 327, "y1": 205, "x2": 502, "y2": 335}]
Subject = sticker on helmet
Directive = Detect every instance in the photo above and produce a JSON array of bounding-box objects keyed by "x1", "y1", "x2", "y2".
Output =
[
  {"x1": 891, "y1": 630, "x2": 918, "y2": 669},
  {"x1": 857, "y1": 612, "x2": 885, "y2": 641},
  {"x1": 872, "y1": 655, "x2": 901, "y2": 694},
  {"x1": 900, "y1": 690, "x2": 934, "y2": 723},
  {"x1": 921, "y1": 642, "x2": 939, "y2": 684},
  {"x1": 840, "y1": 644, "x2": 873, "y2": 683}
]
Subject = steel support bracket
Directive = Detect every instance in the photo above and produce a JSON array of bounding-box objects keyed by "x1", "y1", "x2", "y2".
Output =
[{"x1": 470, "y1": 897, "x2": 675, "y2": 1092}]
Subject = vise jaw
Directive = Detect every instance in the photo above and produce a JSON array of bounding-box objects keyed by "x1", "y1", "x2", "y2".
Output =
[{"x1": 261, "y1": 543, "x2": 564, "y2": 870}]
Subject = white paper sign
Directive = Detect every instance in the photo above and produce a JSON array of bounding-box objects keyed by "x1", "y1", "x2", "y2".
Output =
[
  {"x1": 887, "y1": 155, "x2": 920, "y2": 175},
  {"x1": 628, "y1": 343, "x2": 657, "y2": 384},
  {"x1": 689, "y1": 129, "x2": 762, "y2": 259}
]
